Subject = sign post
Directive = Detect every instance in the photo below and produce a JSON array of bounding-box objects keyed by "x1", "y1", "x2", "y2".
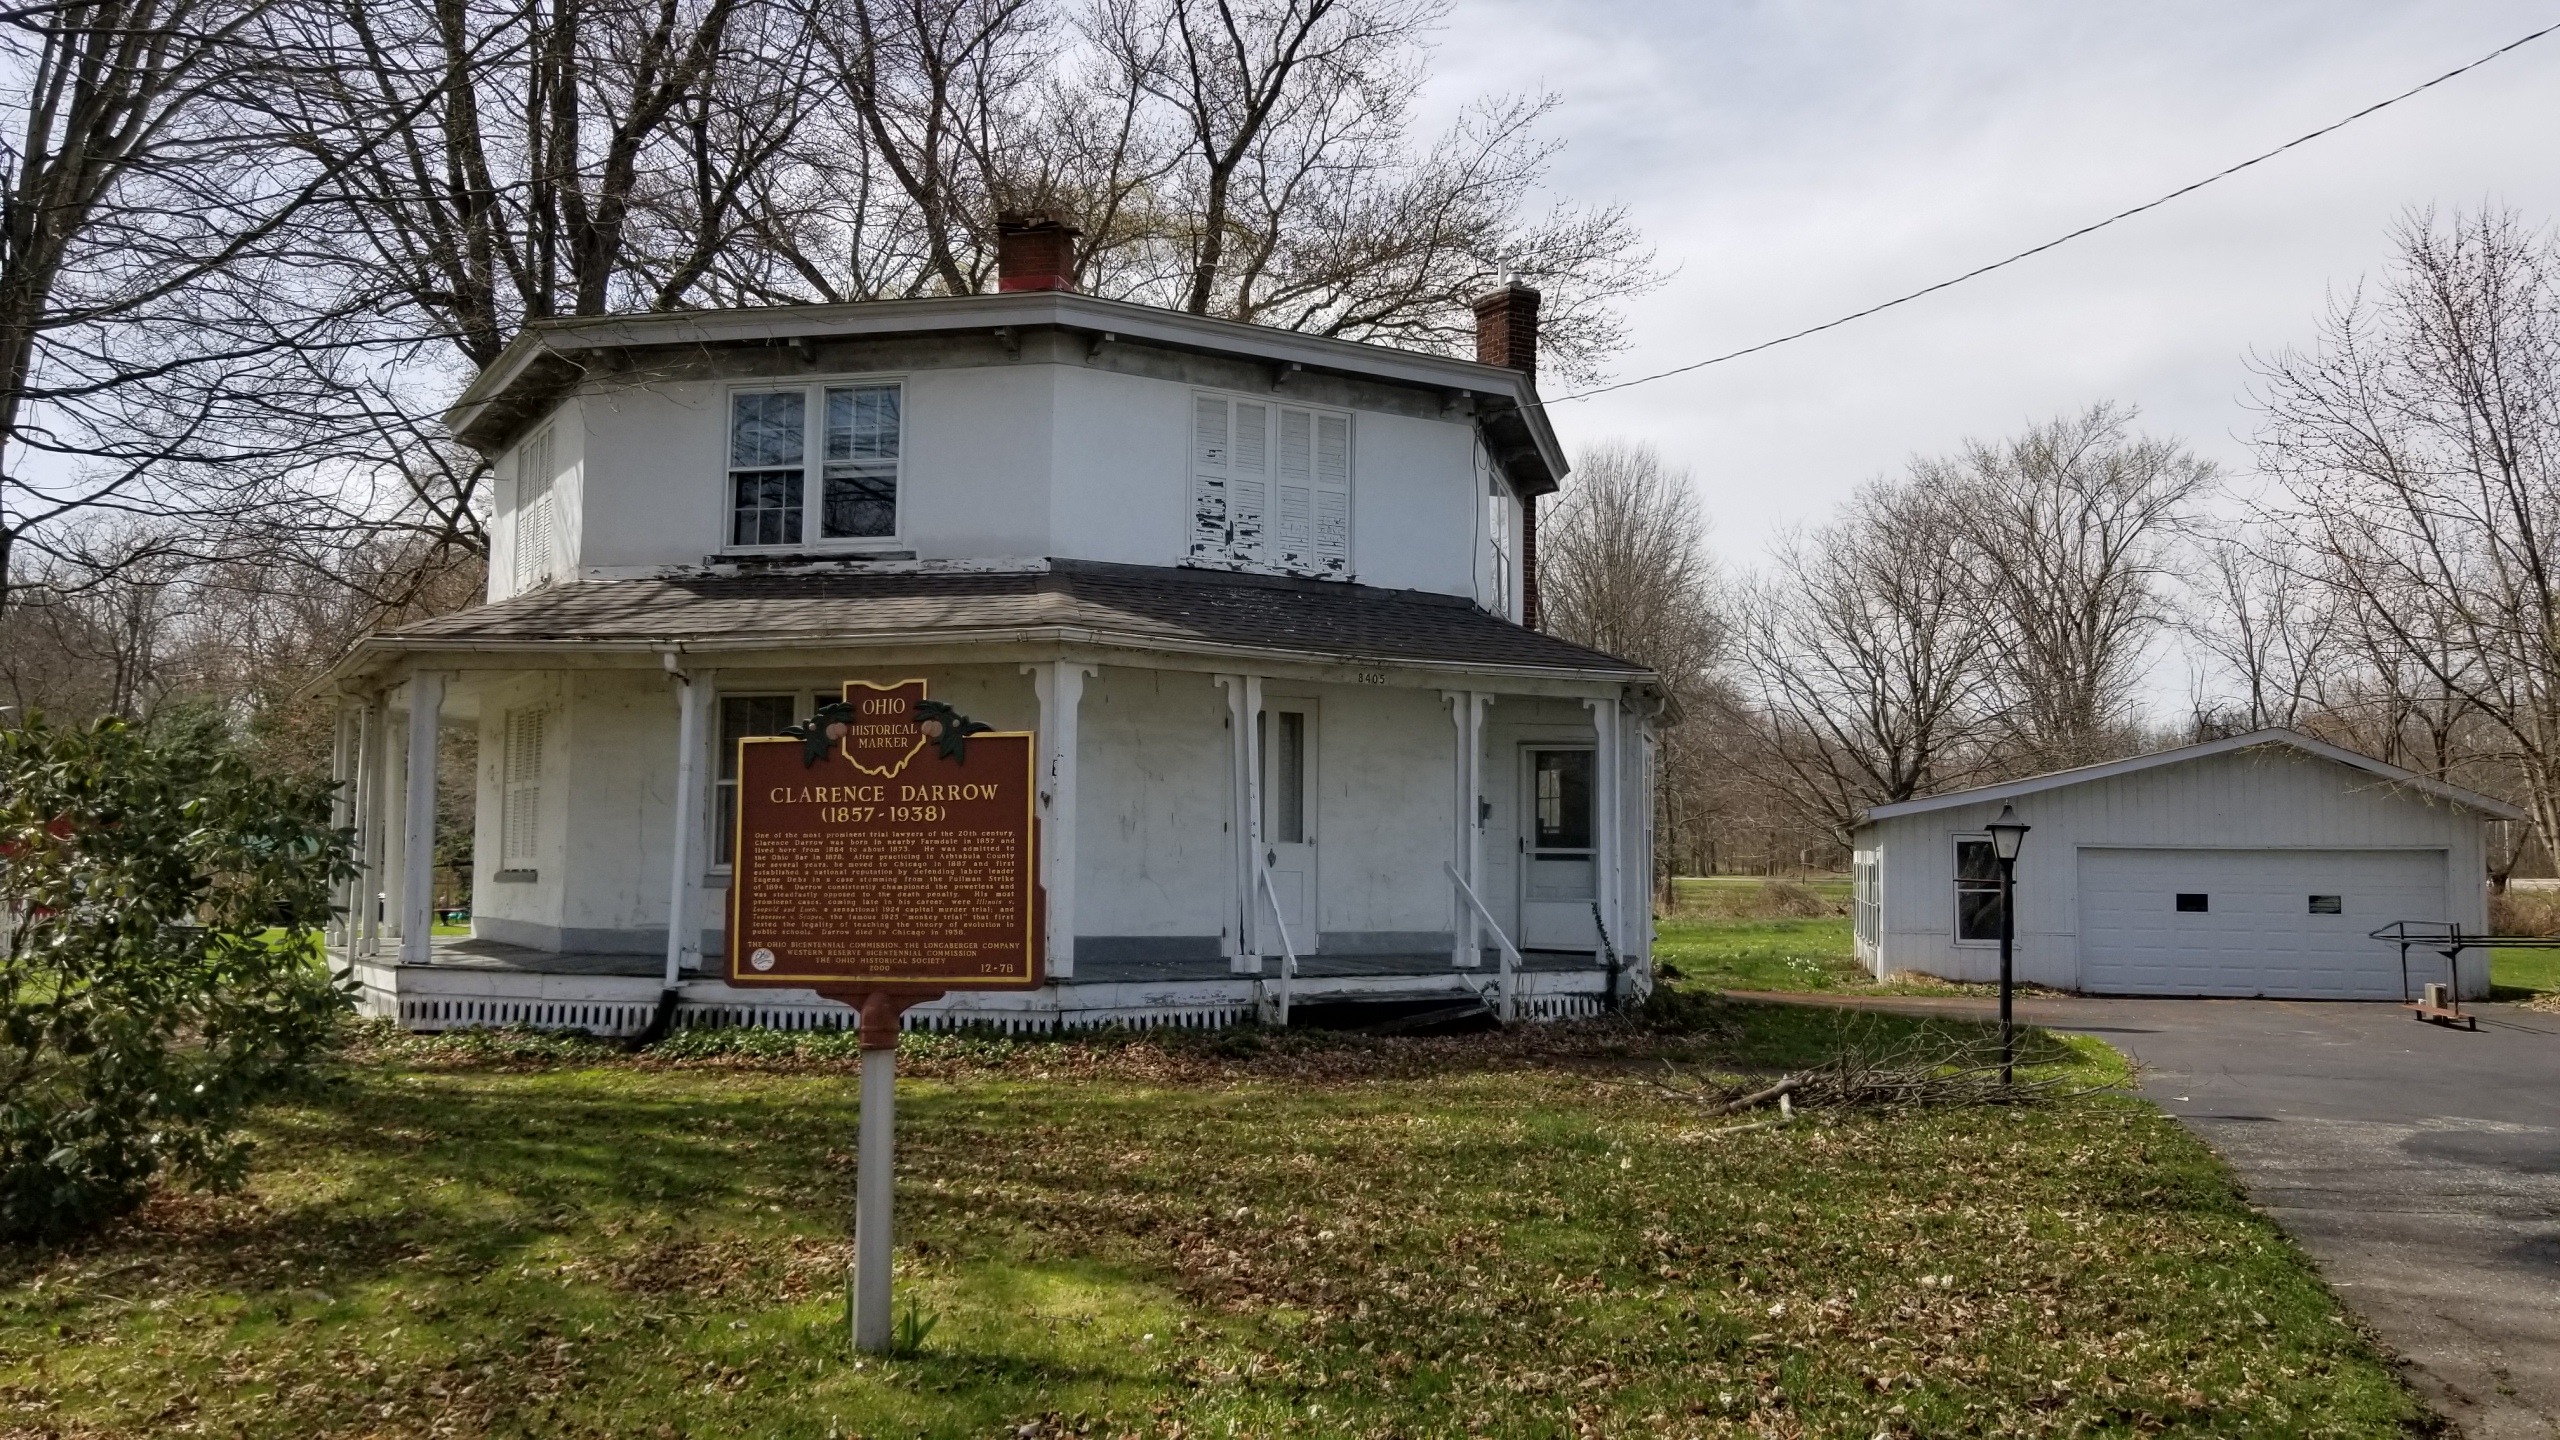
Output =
[{"x1": 725, "y1": 679, "x2": 1042, "y2": 1353}]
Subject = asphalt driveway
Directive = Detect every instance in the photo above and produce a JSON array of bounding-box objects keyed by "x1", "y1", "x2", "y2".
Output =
[{"x1": 1740, "y1": 991, "x2": 2560, "y2": 1438}]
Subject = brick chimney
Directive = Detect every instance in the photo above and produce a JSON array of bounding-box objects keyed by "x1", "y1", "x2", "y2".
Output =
[
  {"x1": 1473, "y1": 282, "x2": 1543, "y2": 628},
  {"x1": 995, "y1": 212, "x2": 1080, "y2": 293}
]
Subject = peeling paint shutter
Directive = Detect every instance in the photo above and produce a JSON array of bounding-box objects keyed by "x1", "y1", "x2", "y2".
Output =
[
  {"x1": 1313, "y1": 413, "x2": 1350, "y2": 575},
  {"x1": 513, "y1": 429, "x2": 555, "y2": 592},
  {"x1": 1229, "y1": 401, "x2": 1267, "y2": 565},
  {"x1": 1188, "y1": 396, "x2": 1229, "y2": 564},
  {"x1": 502, "y1": 708, "x2": 545, "y2": 866},
  {"x1": 1274, "y1": 408, "x2": 1314, "y2": 570}
]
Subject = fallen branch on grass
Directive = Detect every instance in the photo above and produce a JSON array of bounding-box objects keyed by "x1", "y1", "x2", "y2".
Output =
[{"x1": 1656, "y1": 1031, "x2": 2112, "y2": 1120}]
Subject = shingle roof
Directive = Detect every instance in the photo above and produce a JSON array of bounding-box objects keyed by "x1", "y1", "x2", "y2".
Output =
[{"x1": 367, "y1": 560, "x2": 1649, "y2": 677}]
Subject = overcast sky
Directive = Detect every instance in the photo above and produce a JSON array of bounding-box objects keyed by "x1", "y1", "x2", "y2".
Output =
[{"x1": 1424, "y1": 1, "x2": 2560, "y2": 709}]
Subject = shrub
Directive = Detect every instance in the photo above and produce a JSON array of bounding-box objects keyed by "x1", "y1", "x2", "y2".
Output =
[{"x1": 0, "y1": 715, "x2": 355, "y2": 1242}]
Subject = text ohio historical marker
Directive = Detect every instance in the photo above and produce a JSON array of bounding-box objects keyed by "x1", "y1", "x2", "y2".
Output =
[{"x1": 725, "y1": 679, "x2": 1041, "y2": 992}]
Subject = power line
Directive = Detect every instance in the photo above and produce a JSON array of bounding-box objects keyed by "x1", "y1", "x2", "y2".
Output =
[{"x1": 1549, "y1": 18, "x2": 2560, "y2": 404}]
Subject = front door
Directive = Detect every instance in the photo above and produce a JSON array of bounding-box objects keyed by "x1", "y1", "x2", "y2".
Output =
[
  {"x1": 1519, "y1": 746, "x2": 1599, "y2": 950},
  {"x1": 1258, "y1": 704, "x2": 1317, "y2": 953}
]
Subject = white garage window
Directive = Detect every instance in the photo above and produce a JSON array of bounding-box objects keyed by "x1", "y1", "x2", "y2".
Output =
[{"x1": 1953, "y1": 834, "x2": 2005, "y2": 942}]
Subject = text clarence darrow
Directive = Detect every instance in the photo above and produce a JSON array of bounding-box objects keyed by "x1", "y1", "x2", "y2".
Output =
[{"x1": 766, "y1": 783, "x2": 1004, "y2": 803}]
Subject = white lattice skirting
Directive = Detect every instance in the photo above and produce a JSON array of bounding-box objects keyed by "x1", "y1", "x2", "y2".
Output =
[{"x1": 349, "y1": 957, "x2": 1622, "y2": 1038}]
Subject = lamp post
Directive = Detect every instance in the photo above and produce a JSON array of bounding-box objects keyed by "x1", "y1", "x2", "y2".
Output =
[{"x1": 1986, "y1": 805, "x2": 2031, "y2": 1085}]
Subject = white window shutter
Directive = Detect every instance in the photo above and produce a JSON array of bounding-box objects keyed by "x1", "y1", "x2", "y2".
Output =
[
  {"x1": 1274, "y1": 408, "x2": 1314, "y2": 571},
  {"x1": 502, "y1": 708, "x2": 546, "y2": 865},
  {"x1": 1189, "y1": 396, "x2": 1229, "y2": 565},
  {"x1": 1229, "y1": 402, "x2": 1268, "y2": 565},
  {"x1": 1313, "y1": 413, "x2": 1350, "y2": 575},
  {"x1": 514, "y1": 430, "x2": 555, "y2": 592}
]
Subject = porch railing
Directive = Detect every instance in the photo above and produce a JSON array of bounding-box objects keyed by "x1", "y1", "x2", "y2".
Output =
[
  {"x1": 1256, "y1": 863, "x2": 1302, "y2": 1025},
  {"x1": 1444, "y1": 862, "x2": 1521, "y2": 1023}
]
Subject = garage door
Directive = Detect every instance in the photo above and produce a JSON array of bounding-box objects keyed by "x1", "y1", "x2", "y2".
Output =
[{"x1": 2079, "y1": 848, "x2": 2448, "y2": 998}]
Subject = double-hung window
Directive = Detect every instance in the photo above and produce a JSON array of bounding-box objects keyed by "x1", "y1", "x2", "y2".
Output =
[
  {"x1": 1954, "y1": 835, "x2": 2004, "y2": 942},
  {"x1": 713, "y1": 695, "x2": 801, "y2": 867},
  {"x1": 727, "y1": 382, "x2": 903, "y2": 549},
  {"x1": 1189, "y1": 391, "x2": 1351, "y2": 577}
]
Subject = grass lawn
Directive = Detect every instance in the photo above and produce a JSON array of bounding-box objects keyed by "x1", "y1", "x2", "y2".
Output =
[
  {"x1": 0, "y1": 1009, "x2": 2424, "y2": 1438},
  {"x1": 2491, "y1": 946, "x2": 2560, "y2": 1000}
]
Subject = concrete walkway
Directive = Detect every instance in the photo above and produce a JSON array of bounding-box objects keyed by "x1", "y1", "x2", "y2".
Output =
[{"x1": 1728, "y1": 991, "x2": 2560, "y2": 1439}]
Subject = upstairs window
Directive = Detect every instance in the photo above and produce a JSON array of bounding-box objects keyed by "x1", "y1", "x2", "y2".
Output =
[
  {"x1": 727, "y1": 382, "x2": 902, "y2": 549},
  {"x1": 514, "y1": 428, "x2": 556, "y2": 591},
  {"x1": 1189, "y1": 392, "x2": 1350, "y2": 577}
]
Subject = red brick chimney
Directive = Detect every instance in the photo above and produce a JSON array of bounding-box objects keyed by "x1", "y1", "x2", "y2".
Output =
[
  {"x1": 995, "y1": 212, "x2": 1080, "y2": 293},
  {"x1": 1473, "y1": 282, "x2": 1543, "y2": 628}
]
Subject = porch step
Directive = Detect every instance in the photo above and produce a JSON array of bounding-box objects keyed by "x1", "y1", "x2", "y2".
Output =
[{"x1": 1287, "y1": 990, "x2": 1498, "y2": 1037}]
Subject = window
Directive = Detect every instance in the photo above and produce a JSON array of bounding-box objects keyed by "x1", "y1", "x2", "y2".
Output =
[
  {"x1": 1954, "y1": 837, "x2": 2004, "y2": 942},
  {"x1": 727, "y1": 383, "x2": 902, "y2": 548},
  {"x1": 514, "y1": 428, "x2": 556, "y2": 591},
  {"x1": 714, "y1": 695, "x2": 800, "y2": 866},
  {"x1": 1532, "y1": 749, "x2": 1594, "y2": 852},
  {"x1": 2309, "y1": 894, "x2": 2343, "y2": 915},
  {"x1": 1189, "y1": 392, "x2": 1349, "y2": 577},
  {"x1": 501, "y1": 708, "x2": 547, "y2": 868},
  {"x1": 2176, "y1": 893, "x2": 2209, "y2": 912},
  {"x1": 1259, "y1": 709, "x2": 1310, "y2": 844},
  {"x1": 1486, "y1": 473, "x2": 1513, "y2": 619}
]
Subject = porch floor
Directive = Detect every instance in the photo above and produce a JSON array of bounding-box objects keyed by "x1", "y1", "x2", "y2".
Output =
[{"x1": 390, "y1": 936, "x2": 1608, "y2": 983}]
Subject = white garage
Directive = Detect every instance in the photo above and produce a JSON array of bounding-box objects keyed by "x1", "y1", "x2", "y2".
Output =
[{"x1": 1850, "y1": 730, "x2": 2522, "y2": 999}]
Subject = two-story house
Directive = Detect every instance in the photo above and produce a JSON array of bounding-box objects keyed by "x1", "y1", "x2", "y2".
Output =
[{"x1": 322, "y1": 217, "x2": 1664, "y2": 1036}]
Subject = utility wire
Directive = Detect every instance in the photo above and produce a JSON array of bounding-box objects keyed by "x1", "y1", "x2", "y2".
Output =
[{"x1": 1549, "y1": 19, "x2": 2560, "y2": 403}]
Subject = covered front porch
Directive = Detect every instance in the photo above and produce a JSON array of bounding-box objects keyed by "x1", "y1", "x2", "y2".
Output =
[{"x1": 322, "y1": 562, "x2": 1660, "y2": 1036}]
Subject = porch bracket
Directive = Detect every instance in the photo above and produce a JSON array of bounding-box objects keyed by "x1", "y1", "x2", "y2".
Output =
[{"x1": 1444, "y1": 861, "x2": 1520, "y2": 1023}]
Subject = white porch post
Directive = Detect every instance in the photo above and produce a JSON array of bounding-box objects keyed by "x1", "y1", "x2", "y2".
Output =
[
  {"x1": 327, "y1": 702, "x2": 356, "y2": 950},
  {"x1": 360, "y1": 694, "x2": 390, "y2": 956},
  {"x1": 1586, "y1": 694, "x2": 1625, "y2": 959},
  {"x1": 1216, "y1": 674, "x2": 1263, "y2": 972},
  {"x1": 663, "y1": 657, "x2": 716, "y2": 988},
  {"x1": 400, "y1": 672, "x2": 445, "y2": 965},
  {"x1": 1444, "y1": 690, "x2": 1488, "y2": 968},
  {"x1": 1028, "y1": 662, "x2": 1095, "y2": 980}
]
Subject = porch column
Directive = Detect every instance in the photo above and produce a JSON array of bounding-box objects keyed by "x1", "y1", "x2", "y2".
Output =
[
  {"x1": 1215, "y1": 674, "x2": 1264, "y2": 971},
  {"x1": 327, "y1": 702, "x2": 355, "y2": 950},
  {"x1": 1444, "y1": 690, "x2": 1489, "y2": 968},
  {"x1": 1586, "y1": 694, "x2": 1621, "y2": 958},
  {"x1": 359, "y1": 693, "x2": 390, "y2": 956},
  {"x1": 400, "y1": 672, "x2": 445, "y2": 965},
  {"x1": 662, "y1": 658, "x2": 717, "y2": 988},
  {"x1": 1028, "y1": 662, "x2": 1095, "y2": 980}
]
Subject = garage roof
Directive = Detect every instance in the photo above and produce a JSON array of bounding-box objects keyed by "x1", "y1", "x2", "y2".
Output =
[{"x1": 1860, "y1": 728, "x2": 2528, "y2": 825}]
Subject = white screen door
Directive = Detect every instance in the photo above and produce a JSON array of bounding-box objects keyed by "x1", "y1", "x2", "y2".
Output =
[
  {"x1": 1258, "y1": 705, "x2": 1317, "y2": 952},
  {"x1": 1519, "y1": 747, "x2": 1599, "y2": 949}
]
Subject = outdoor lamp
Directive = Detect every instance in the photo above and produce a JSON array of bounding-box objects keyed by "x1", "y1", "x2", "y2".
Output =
[
  {"x1": 1988, "y1": 805, "x2": 2030, "y2": 862},
  {"x1": 1986, "y1": 804, "x2": 2029, "y2": 1085}
]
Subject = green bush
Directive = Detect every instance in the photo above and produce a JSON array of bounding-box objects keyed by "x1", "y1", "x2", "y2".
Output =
[{"x1": 0, "y1": 715, "x2": 355, "y2": 1242}]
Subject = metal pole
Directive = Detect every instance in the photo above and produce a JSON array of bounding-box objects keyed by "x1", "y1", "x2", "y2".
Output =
[
  {"x1": 854, "y1": 1034, "x2": 897, "y2": 1353},
  {"x1": 1998, "y1": 856, "x2": 2015, "y2": 1086}
]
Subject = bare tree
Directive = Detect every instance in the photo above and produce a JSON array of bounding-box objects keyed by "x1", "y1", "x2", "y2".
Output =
[
  {"x1": 1538, "y1": 440, "x2": 1724, "y2": 898},
  {"x1": 2181, "y1": 529, "x2": 2332, "y2": 737},
  {"x1": 2259, "y1": 207, "x2": 2560, "y2": 860},
  {"x1": 1736, "y1": 476, "x2": 1997, "y2": 845},
  {"x1": 1940, "y1": 404, "x2": 2211, "y2": 769}
]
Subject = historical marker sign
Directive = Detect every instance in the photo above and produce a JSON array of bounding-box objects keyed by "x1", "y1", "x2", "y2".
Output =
[{"x1": 725, "y1": 679, "x2": 1041, "y2": 992}]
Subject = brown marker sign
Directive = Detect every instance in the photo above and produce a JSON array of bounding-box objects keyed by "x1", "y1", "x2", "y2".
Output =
[{"x1": 725, "y1": 679, "x2": 1041, "y2": 991}]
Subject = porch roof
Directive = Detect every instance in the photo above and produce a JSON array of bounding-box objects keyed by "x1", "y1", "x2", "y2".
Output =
[{"x1": 337, "y1": 560, "x2": 1652, "y2": 682}]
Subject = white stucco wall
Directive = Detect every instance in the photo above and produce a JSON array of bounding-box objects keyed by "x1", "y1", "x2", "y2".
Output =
[
  {"x1": 490, "y1": 354, "x2": 1499, "y2": 599},
  {"x1": 1312, "y1": 684, "x2": 1463, "y2": 949},
  {"x1": 1858, "y1": 746, "x2": 2493, "y2": 992},
  {"x1": 1074, "y1": 667, "x2": 1234, "y2": 955}
]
